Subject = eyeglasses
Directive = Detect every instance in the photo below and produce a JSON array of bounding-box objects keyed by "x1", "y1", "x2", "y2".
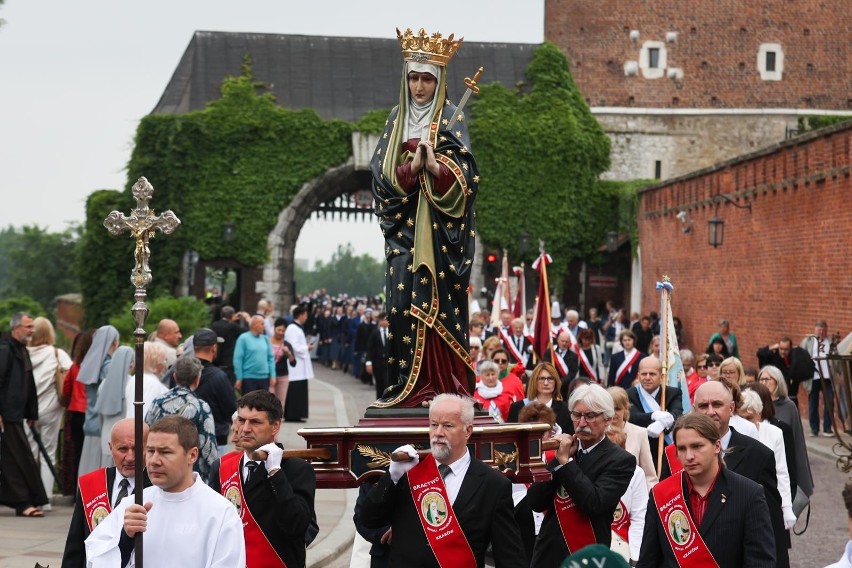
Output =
[
  {"x1": 570, "y1": 411, "x2": 604, "y2": 422},
  {"x1": 696, "y1": 365, "x2": 707, "y2": 369},
  {"x1": 537, "y1": 376, "x2": 555, "y2": 382},
  {"x1": 758, "y1": 376, "x2": 777, "y2": 384},
  {"x1": 706, "y1": 362, "x2": 720, "y2": 368},
  {"x1": 493, "y1": 358, "x2": 508, "y2": 364}
]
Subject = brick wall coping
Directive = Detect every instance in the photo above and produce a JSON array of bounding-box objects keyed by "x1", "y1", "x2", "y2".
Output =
[{"x1": 593, "y1": 107, "x2": 852, "y2": 117}]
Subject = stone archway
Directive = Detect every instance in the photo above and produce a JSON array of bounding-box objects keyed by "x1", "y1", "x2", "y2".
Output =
[{"x1": 257, "y1": 157, "x2": 373, "y2": 311}]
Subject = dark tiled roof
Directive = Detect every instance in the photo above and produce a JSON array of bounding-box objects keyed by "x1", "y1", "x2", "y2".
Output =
[{"x1": 153, "y1": 31, "x2": 539, "y2": 121}]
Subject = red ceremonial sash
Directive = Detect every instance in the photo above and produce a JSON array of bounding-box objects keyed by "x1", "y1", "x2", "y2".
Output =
[
  {"x1": 652, "y1": 473, "x2": 720, "y2": 567},
  {"x1": 551, "y1": 347, "x2": 570, "y2": 378},
  {"x1": 576, "y1": 346, "x2": 598, "y2": 382},
  {"x1": 220, "y1": 452, "x2": 287, "y2": 568},
  {"x1": 406, "y1": 454, "x2": 477, "y2": 568},
  {"x1": 666, "y1": 443, "x2": 684, "y2": 476},
  {"x1": 498, "y1": 327, "x2": 525, "y2": 365},
  {"x1": 79, "y1": 467, "x2": 111, "y2": 531},
  {"x1": 553, "y1": 479, "x2": 597, "y2": 554},
  {"x1": 611, "y1": 499, "x2": 631, "y2": 542},
  {"x1": 615, "y1": 350, "x2": 641, "y2": 385}
]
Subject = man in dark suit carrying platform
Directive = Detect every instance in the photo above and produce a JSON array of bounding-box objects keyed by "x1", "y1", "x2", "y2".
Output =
[
  {"x1": 360, "y1": 394, "x2": 527, "y2": 568},
  {"x1": 209, "y1": 390, "x2": 316, "y2": 568},
  {"x1": 61, "y1": 419, "x2": 150, "y2": 568},
  {"x1": 365, "y1": 312, "x2": 389, "y2": 399},
  {"x1": 637, "y1": 413, "x2": 776, "y2": 567},
  {"x1": 527, "y1": 383, "x2": 636, "y2": 566}
]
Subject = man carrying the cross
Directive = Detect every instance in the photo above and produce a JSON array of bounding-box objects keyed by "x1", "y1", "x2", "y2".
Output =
[{"x1": 370, "y1": 27, "x2": 480, "y2": 408}]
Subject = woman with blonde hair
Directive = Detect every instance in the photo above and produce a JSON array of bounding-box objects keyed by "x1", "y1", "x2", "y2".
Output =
[
  {"x1": 716, "y1": 357, "x2": 759, "y2": 439},
  {"x1": 123, "y1": 341, "x2": 168, "y2": 419},
  {"x1": 607, "y1": 386, "x2": 658, "y2": 489},
  {"x1": 26, "y1": 317, "x2": 72, "y2": 503},
  {"x1": 507, "y1": 362, "x2": 571, "y2": 433}
]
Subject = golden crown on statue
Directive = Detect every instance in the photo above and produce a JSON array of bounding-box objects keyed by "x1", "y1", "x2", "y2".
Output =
[{"x1": 396, "y1": 27, "x2": 463, "y2": 66}]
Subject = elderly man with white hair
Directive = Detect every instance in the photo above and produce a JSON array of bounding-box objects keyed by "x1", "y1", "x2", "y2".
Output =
[{"x1": 527, "y1": 383, "x2": 636, "y2": 565}]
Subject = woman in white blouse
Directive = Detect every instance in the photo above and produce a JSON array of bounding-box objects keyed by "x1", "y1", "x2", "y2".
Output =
[{"x1": 739, "y1": 388, "x2": 798, "y2": 530}]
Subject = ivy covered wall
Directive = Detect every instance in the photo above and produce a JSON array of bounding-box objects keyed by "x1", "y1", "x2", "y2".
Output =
[{"x1": 80, "y1": 45, "x2": 643, "y2": 325}]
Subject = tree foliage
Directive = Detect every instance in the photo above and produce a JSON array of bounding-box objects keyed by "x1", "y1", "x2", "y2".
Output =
[
  {"x1": 0, "y1": 225, "x2": 80, "y2": 313},
  {"x1": 109, "y1": 295, "x2": 213, "y2": 343},
  {"x1": 468, "y1": 42, "x2": 615, "y2": 286},
  {"x1": 0, "y1": 296, "x2": 46, "y2": 330},
  {"x1": 295, "y1": 244, "x2": 384, "y2": 297}
]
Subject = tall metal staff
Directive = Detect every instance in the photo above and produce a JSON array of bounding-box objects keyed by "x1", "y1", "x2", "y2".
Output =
[
  {"x1": 104, "y1": 177, "x2": 180, "y2": 566},
  {"x1": 655, "y1": 276, "x2": 672, "y2": 476}
]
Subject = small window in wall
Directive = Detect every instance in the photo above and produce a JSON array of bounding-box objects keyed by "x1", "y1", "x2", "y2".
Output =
[
  {"x1": 639, "y1": 41, "x2": 666, "y2": 79},
  {"x1": 654, "y1": 160, "x2": 663, "y2": 180},
  {"x1": 758, "y1": 43, "x2": 784, "y2": 81}
]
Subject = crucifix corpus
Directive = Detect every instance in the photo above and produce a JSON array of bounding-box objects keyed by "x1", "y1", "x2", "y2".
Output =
[{"x1": 103, "y1": 176, "x2": 180, "y2": 566}]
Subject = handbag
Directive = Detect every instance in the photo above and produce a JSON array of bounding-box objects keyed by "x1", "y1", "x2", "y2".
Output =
[
  {"x1": 792, "y1": 485, "x2": 811, "y2": 535},
  {"x1": 53, "y1": 347, "x2": 68, "y2": 406}
]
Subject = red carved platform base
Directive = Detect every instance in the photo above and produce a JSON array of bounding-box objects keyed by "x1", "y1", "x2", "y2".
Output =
[{"x1": 298, "y1": 414, "x2": 552, "y2": 489}]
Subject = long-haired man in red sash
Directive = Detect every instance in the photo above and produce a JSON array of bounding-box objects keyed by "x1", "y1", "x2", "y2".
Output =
[
  {"x1": 61, "y1": 418, "x2": 150, "y2": 568},
  {"x1": 360, "y1": 394, "x2": 527, "y2": 568},
  {"x1": 208, "y1": 390, "x2": 316, "y2": 568},
  {"x1": 637, "y1": 413, "x2": 776, "y2": 567},
  {"x1": 527, "y1": 383, "x2": 636, "y2": 566}
]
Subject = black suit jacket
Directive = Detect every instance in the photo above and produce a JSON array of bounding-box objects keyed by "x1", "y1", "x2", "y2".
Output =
[
  {"x1": 360, "y1": 456, "x2": 527, "y2": 568},
  {"x1": 61, "y1": 467, "x2": 152, "y2": 568},
  {"x1": 607, "y1": 350, "x2": 646, "y2": 388},
  {"x1": 723, "y1": 428, "x2": 789, "y2": 567},
  {"x1": 543, "y1": 348, "x2": 578, "y2": 397},
  {"x1": 366, "y1": 327, "x2": 388, "y2": 379},
  {"x1": 209, "y1": 450, "x2": 317, "y2": 568},
  {"x1": 627, "y1": 385, "x2": 683, "y2": 450},
  {"x1": 636, "y1": 467, "x2": 776, "y2": 567},
  {"x1": 527, "y1": 437, "x2": 636, "y2": 566}
]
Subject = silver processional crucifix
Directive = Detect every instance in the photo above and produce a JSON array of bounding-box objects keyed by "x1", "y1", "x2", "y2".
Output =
[{"x1": 103, "y1": 176, "x2": 180, "y2": 567}]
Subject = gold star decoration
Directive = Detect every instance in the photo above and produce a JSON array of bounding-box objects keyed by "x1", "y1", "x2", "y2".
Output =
[
  {"x1": 385, "y1": 247, "x2": 391, "y2": 255},
  {"x1": 445, "y1": 99, "x2": 451, "y2": 106},
  {"x1": 389, "y1": 267, "x2": 394, "y2": 276},
  {"x1": 444, "y1": 150, "x2": 453, "y2": 156},
  {"x1": 442, "y1": 118, "x2": 449, "y2": 126},
  {"x1": 393, "y1": 248, "x2": 401, "y2": 255},
  {"x1": 421, "y1": 302, "x2": 428, "y2": 310},
  {"x1": 438, "y1": 271, "x2": 446, "y2": 279},
  {"x1": 454, "y1": 307, "x2": 460, "y2": 315},
  {"x1": 433, "y1": 222, "x2": 438, "y2": 230},
  {"x1": 460, "y1": 147, "x2": 468, "y2": 154},
  {"x1": 397, "y1": 283, "x2": 405, "y2": 291},
  {"x1": 462, "y1": 163, "x2": 468, "y2": 171},
  {"x1": 455, "y1": 323, "x2": 462, "y2": 331},
  {"x1": 460, "y1": 223, "x2": 465, "y2": 230},
  {"x1": 464, "y1": 259, "x2": 472, "y2": 265},
  {"x1": 441, "y1": 245, "x2": 448, "y2": 252},
  {"x1": 402, "y1": 336, "x2": 412, "y2": 344},
  {"x1": 406, "y1": 218, "x2": 414, "y2": 227},
  {"x1": 391, "y1": 307, "x2": 398, "y2": 314},
  {"x1": 420, "y1": 277, "x2": 429, "y2": 285},
  {"x1": 440, "y1": 136, "x2": 447, "y2": 142},
  {"x1": 470, "y1": 230, "x2": 476, "y2": 237},
  {"x1": 446, "y1": 222, "x2": 454, "y2": 229},
  {"x1": 454, "y1": 283, "x2": 462, "y2": 290},
  {"x1": 388, "y1": 357, "x2": 395, "y2": 364},
  {"x1": 376, "y1": 147, "x2": 382, "y2": 155},
  {"x1": 395, "y1": 213, "x2": 402, "y2": 220},
  {"x1": 457, "y1": 113, "x2": 464, "y2": 122},
  {"x1": 410, "y1": 247, "x2": 415, "y2": 254},
  {"x1": 400, "y1": 359, "x2": 408, "y2": 368},
  {"x1": 455, "y1": 130, "x2": 463, "y2": 138},
  {"x1": 396, "y1": 231, "x2": 403, "y2": 238},
  {"x1": 378, "y1": 160, "x2": 382, "y2": 167},
  {"x1": 403, "y1": 310, "x2": 410, "y2": 317},
  {"x1": 407, "y1": 264, "x2": 413, "y2": 272},
  {"x1": 449, "y1": 265, "x2": 456, "y2": 272},
  {"x1": 440, "y1": 312, "x2": 448, "y2": 319},
  {"x1": 402, "y1": 196, "x2": 409, "y2": 204},
  {"x1": 473, "y1": 175, "x2": 480, "y2": 183},
  {"x1": 412, "y1": 291, "x2": 417, "y2": 299},
  {"x1": 388, "y1": 332, "x2": 395, "y2": 340}
]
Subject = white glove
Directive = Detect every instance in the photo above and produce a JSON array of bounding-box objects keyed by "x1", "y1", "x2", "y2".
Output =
[
  {"x1": 782, "y1": 506, "x2": 797, "y2": 530},
  {"x1": 651, "y1": 411, "x2": 675, "y2": 429},
  {"x1": 257, "y1": 443, "x2": 283, "y2": 473},
  {"x1": 389, "y1": 445, "x2": 419, "y2": 484},
  {"x1": 646, "y1": 421, "x2": 665, "y2": 438}
]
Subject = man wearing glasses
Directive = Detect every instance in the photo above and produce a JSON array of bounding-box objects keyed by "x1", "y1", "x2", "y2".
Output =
[{"x1": 527, "y1": 383, "x2": 636, "y2": 565}]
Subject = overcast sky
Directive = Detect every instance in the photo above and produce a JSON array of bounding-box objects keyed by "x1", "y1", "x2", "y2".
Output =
[{"x1": 0, "y1": 1, "x2": 543, "y2": 265}]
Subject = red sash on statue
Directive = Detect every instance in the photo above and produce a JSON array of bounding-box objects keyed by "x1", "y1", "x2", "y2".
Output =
[
  {"x1": 406, "y1": 454, "x2": 477, "y2": 568},
  {"x1": 611, "y1": 499, "x2": 630, "y2": 542},
  {"x1": 553, "y1": 480, "x2": 597, "y2": 554},
  {"x1": 615, "y1": 350, "x2": 641, "y2": 385},
  {"x1": 651, "y1": 473, "x2": 720, "y2": 567},
  {"x1": 80, "y1": 467, "x2": 111, "y2": 531},
  {"x1": 666, "y1": 443, "x2": 684, "y2": 476},
  {"x1": 220, "y1": 452, "x2": 286, "y2": 568}
]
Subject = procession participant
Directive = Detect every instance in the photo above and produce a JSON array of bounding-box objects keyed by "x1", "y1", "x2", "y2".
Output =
[
  {"x1": 62, "y1": 419, "x2": 150, "y2": 568},
  {"x1": 626, "y1": 356, "x2": 682, "y2": 450},
  {"x1": 608, "y1": 330, "x2": 645, "y2": 388},
  {"x1": 209, "y1": 390, "x2": 316, "y2": 568},
  {"x1": 499, "y1": 318, "x2": 533, "y2": 368},
  {"x1": 283, "y1": 305, "x2": 314, "y2": 422},
  {"x1": 576, "y1": 328, "x2": 605, "y2": 383},
  {"x1": 86, "y1": 415, "x2": 244, "y2": 567},
  {"x1": 77, "y1": 324, "x2": 120, "y2": 476},
  {"x1": 636, "y1": 413, "x2": 776, "y2": 567},
  {"x1": 472, "y1": 361, "x2": 514, "y2": 423},
  {"x1": 506, "y1": 362, "x2": 572, "y2": 434},
  {"x1": 691, "y1": 380, "x2": 788, "y2": 567},
  {"x1": 370, "y1": 27, "x2": 480, "y2": 409},
  {"x1": 360, "y1": 394, "x2": 527, "y2": 568},
  {"x1": 0, "y1": 312, "x2": 48, "y2": 517},
  {"x1": 606, "y1": 426, "x2": 647, "y2": 566},
  {"x1": 545, "y1": 330, "x2": 579, "y2": 394},
  {"x1": 527, "y1": 384, "x2": 636, "y2": 565},
  {"x1": 490, "y1": 348, "x2": 526, "y2": 401},
  {"x1": 191, "y1": 328, "x2": 238, "y2": 457},
  {"x1": 608, "y1": 386, "x2": 658, "y2": 489}
]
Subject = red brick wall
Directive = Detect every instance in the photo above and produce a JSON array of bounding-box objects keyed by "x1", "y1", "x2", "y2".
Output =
[
  {"x1": 637, "y1": 122, "x2": 852, "y2": 367},
  {"x1": 545, "y1": 0, "x2": 852, "y2": 109}
]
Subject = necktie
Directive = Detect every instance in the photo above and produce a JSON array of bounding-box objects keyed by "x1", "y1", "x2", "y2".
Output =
[
  {"x1": 114, "y1": 478, "x2": 130, "y2": 507},
  {"x1": 438, "y1": 464, "x2": 452, "y2": 479},
  {"x1": 245, "y1": 460, "x2": 259, "y2": 482}
]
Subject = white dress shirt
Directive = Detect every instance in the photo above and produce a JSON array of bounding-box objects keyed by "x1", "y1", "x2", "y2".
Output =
[{"x1": 438, "y1": 450, "x2": 472, "y2": 505}]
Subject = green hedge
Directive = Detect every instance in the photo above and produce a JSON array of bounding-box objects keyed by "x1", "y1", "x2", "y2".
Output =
[{"x1": 108, "y1": 296, "x2": 213, "y2": 343}]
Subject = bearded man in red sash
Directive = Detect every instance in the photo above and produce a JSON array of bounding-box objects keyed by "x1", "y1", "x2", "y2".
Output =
[
  {"x1": 636, "y1": 413, "x2": 776, "y2": 567},
  {"x1": 360, "y1": 394, "x2": 526, "y2": 568},
  {"x1": 527, "y1": 383, "x2": 635, "y2": 566},
  {"x1": 209, "y1": 390, "x2": 316, "y2": 568},
  {"x1": 61, "y1": 418, "x2": 149, "y2": 568}
]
